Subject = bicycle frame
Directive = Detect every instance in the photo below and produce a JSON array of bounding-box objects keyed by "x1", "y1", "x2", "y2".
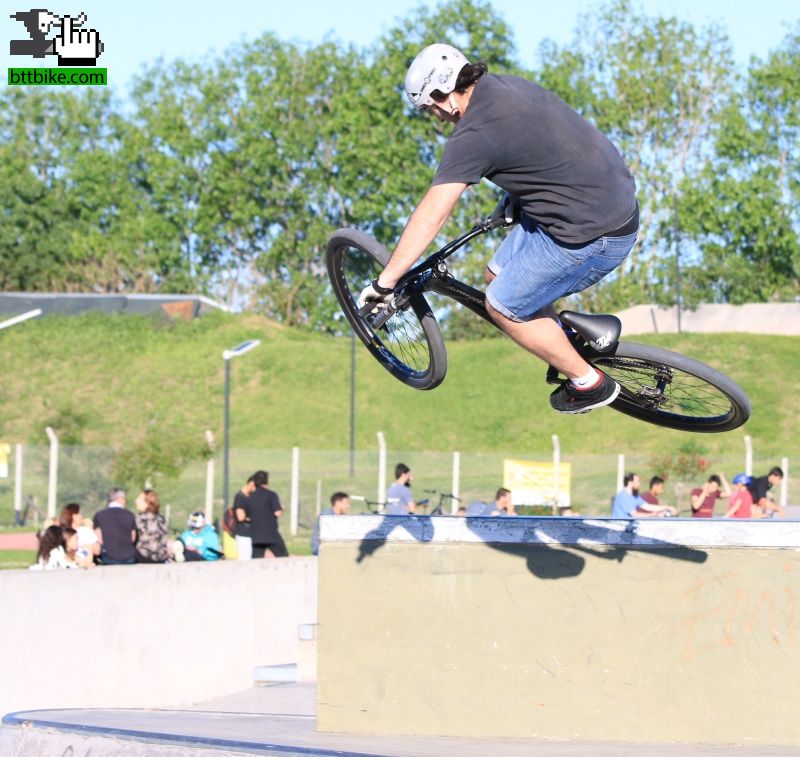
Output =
[{"x1": 363, "y1": 217, "x2": 503, "y2": 330}]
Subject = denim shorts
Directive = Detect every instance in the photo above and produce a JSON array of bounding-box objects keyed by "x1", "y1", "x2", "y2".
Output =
[{"x1": 486, "y1": 215, "x2": 638, "y2": 322}]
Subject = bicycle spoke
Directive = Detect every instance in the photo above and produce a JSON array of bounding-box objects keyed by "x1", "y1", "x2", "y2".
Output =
[
  {"x1": 599, "y1": 358, "x2": 734, "y2": 420},
  {"x1": 339, "y1": 244, "x2": 433, "y2": 376}
]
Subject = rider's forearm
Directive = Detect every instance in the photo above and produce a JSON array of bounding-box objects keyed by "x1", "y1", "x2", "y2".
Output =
[{"x1": 378, "y1": 183, "x2": 465, "y2": 288}]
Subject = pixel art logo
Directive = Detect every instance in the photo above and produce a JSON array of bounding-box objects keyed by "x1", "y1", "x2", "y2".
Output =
[{"x1": 10, "y1": 9, "x2": 104, "y2": 66}]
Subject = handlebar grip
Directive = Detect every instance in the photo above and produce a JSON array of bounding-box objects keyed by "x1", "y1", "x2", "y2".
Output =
[{"x1": 488, "y1": 193, "x2": 522, "y2": 229}]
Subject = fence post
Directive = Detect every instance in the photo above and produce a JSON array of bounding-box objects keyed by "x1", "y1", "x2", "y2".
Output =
[
  {"x1": 744, "y1": 435, "x2": 753, "y2": 477},
  {"x1": 617, "y1": 454, "x2": 625, "y2": 494},
  {"x1": 451, "y1": 451, "x2": 460, "y2": 515},
  {"x1": 781, "y1": 457, "x2": 789, "y2": 509},
  {"x1": 377, "y1": 432, "x2": 387, "y2": 512},
  {"x1": 204, "y1": 430, "x2": 215, "y2": 524},
  {"x1": 290, "y1": 447, "x2": 300, "y2": 537},
  {"x1": 14, "y1": 444, "x2": 23, "y2": 526},
  {"x1": 552, "y1": 435, "x2": 561, "y2": 515},
  {"x1": 45, "y1": 427, "x2": 58, "y2": 520}
]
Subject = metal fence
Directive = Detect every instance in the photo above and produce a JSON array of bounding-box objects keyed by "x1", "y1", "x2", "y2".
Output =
[{"x1": 0, "y1": 441, "x2": 792, "y2": 539}]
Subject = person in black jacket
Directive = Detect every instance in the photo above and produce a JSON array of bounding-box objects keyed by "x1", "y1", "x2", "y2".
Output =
[
  {"x1": 242, "y1": 470, "x2": 288, "y2": 558},
  {"x1": 93, "y1": 487, "x2": 136, "y2": 565}
]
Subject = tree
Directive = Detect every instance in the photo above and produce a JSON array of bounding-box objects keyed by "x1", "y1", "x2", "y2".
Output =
[
  {"x1": 678, "y1": 26, "x2": 800, "y2": 303},
  {"x1": 535, "y1": 0, "x2": 735, "y2": 311}
]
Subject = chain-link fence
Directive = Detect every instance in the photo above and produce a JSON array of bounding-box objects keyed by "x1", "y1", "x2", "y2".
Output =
[{"x1": 0, "y1": 443, "x2": 792, "y2": 538}]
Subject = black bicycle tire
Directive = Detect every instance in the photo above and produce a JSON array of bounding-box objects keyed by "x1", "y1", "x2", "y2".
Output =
[
  {"x1": 589, "y1": 342, "x2": 751, "y2": 432},
  {"x1": 326, "y1": 228, "x2": 448, "y2": 391}
]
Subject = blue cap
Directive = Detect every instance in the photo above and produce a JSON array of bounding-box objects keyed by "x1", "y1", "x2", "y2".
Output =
[{"x1": 732, "y1": 473, "x2": 751, "y2": 486}]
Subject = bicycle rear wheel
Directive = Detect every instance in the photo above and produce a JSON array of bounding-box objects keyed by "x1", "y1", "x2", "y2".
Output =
[
  {"x1": 588, "y1": 342, "x2": 751, "y2": 432},
  {"x1": 326, "y1": 228, "x2": 447, "y2": 390}
]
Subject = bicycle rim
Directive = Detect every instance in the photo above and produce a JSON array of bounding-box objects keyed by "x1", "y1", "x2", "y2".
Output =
[
  {"x1": 590, "y1": 342, "x2": 751, "y2": 432},
  {"x1": 326, "y1": 229, "x2": 447, "y2": 390}
]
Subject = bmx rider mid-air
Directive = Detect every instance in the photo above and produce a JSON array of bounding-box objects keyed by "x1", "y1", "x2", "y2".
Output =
[{"x1": 359, "y1": 43, "x2": 640, "y2": 415}]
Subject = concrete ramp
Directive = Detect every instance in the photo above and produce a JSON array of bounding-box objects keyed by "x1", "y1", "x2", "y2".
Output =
[{"x1": 4, "y1": 702, "x2": 798, "y2": 756}]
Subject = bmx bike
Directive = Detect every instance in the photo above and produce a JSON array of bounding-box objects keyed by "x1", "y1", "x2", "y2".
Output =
[{"x1": 326, "y1": 200, "x2": 751, "y2": 433}]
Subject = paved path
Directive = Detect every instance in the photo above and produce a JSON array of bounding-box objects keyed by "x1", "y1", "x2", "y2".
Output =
[
  {"x1": 3, "y1": 683, "x2": 798, "y2": 757},
  {"x1": 0, "y1": 532, "x2": 37, "y2": 550}
]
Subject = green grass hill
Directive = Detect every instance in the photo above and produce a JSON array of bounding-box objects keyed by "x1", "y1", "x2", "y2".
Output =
[{"x1": 0, "y1": 311, "x2": 795, "y2": 526}]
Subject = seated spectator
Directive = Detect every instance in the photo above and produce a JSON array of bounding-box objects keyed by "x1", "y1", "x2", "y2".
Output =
[
  {"x1": 29, "y1": 525, "x2": 73, "y2": 570},
  {"x1": 495, "y1": 487, "x2": 516, "y2": 516},
  {"x1": 94, "y1": 487, "x2": 137, "y2": 565},
  {"x1": 636, "y1": 476, "x2": 678, "y2": 517},
  {"x1": 63, "y1": 527, "x2": 77, "y2": 565},
  {"x1": 465, "y1": 488, "x2": 513, "y2": 517},
  {"x1": 690, "y1": 473, "x2": 731, "y2": 518},
  {"x1": 311, "y1": 491, "x2": 351, "y2": 556},
  {"x1": 456, "y1": 506, "x2": 467, "y2": 516},
  {"x1": 60, "y1": 502, "x2": 100, "y2": 566},
  {"x1": 177, "y1": 512, "x2": 222, "y2": 561},
  {"x1": 611, "y1": 473, "x2": 646, "y2": 518},
  {"x1": 134, "y1": 489, "x2": 169, "y2": 563},
  {"x1": 724, "y1": 474, "x2": 755, "y2": 518},
  {"x1": 747, "y1": 466, "x2": 784, "y2": 518},
  {"x1": 466, "y1": 500, "x2": 495, "y2": 516},
  {"x1": 385, "y1": 463, "x2": 417, "y2": 515}
]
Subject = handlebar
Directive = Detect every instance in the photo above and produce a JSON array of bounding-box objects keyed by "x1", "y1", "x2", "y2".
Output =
[{"x1": 487, "y1": 193, "x2": 522, "y2": 230}]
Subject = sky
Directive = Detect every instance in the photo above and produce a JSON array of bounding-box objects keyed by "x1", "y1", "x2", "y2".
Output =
[{"x1": 3, "y1": 0, "x2": 798, "y2": 93}]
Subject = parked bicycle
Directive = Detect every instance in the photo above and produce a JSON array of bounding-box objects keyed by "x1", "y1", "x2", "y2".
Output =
[{"x1": 326, "y1": 198, "x2": 750, "y2": 433}]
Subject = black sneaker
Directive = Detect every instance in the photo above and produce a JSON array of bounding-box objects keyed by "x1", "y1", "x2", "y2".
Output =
[{"x1": 550, "y1": 371, "x2": 620, "y2": 414}]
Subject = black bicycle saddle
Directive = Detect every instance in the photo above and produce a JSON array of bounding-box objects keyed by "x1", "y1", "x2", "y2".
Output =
[{"x1": 559, "y1": 311, "x2": 621, "y2": 353}]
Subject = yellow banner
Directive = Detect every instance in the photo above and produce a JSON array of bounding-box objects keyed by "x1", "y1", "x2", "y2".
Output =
[
  {"x1": 0, "y1": 443, "x2": 9, "y2": 479},
  {"x1": 503, "y1": 459, "x2": 571, "y2": 508}
]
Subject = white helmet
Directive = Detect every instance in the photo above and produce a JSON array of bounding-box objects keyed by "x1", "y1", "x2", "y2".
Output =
[{"x1": 404, "y1": 43, "x2": 469, "y2": 110}]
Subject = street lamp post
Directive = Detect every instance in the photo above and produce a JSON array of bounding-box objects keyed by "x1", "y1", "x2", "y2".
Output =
[
  {"x1": 349, "y1": 328, "x2": 356, "y2": 477},
  {"x1": 222, "y1": 339, "x2": 261, "y2": 509}
]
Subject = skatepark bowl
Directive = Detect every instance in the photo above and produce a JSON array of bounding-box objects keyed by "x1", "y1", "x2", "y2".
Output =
[{"x1": 2, "y1": 515, "x2": 800, "y2": 755}]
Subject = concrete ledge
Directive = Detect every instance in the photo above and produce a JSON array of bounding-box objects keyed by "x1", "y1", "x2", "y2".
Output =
[
  {"x1": 318, "y1": 517, "x2": 800, "y2": 745},
  {"x1": 0, "y1": 558, "x2": 317, "y2": 715},
  {"x1": 320, "y1": 514, "x2": 800, "y2": 549}
]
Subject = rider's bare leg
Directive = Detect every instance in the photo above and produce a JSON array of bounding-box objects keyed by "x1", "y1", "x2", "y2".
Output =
[{"x1": 484, "y1": 268, "x2": 590, "y2": 379}]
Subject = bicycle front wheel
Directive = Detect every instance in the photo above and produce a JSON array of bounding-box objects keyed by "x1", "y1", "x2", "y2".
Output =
[
  {"x1": 589, "y1": 342, "x2": 751, "y2": 432},
  {"x1": 326, "y1": 228, "x2": 447, "y2": 390}
]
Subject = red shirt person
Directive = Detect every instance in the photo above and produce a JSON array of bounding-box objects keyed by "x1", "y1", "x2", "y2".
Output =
[
  {"x1": 690, "y1": 473, "x2": 731, "y2": 518},
  {"x1": 725, "y1": 474, "x2": 755, "y2": 518}
]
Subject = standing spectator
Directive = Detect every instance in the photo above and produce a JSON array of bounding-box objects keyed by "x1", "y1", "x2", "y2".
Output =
[
  {"x1": 59, "y1": 503, "x2": 100, "y2": 565},
  {"x1": 244, "y1": 470, "x2": 288, "y2": 558},
  {"x1": 134, "y1": 489, "x2": 168, "y2": 563},
  {"x1": 612, "y1": 473, "x2": 644, "y2": 518},
  {"x1": 636, "y1": 476, "x2": 677, "y2": 517},
  {"x1": 311, "y1": 491, "x2": 351, "y2": 556},
  {"x1": 178, "y1": 512, "x2": 222, "y2": 561},
  {"x1": 747, "y1": 466, "x2": 784, "y2": 518},
  {"x1": 29, "y1": 525, "x2": 72, "y2": 570},
  {"x1": 690, "y1": 473, "x2": 731, "y2": 518},
  {"x1": 386, "y1": 463, "x2": 417, "y2": 515},
  {"x1": 724, "y1": 474, "x2": 755, "y2": 519},
  {"x1": 94, "y1": 487, "x2": 137, "y2": 565},
  {"x1": 233, "y1": 476, "x2": 257, "y2": 560}
]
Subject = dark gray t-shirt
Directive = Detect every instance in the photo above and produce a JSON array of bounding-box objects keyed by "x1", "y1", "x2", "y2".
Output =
[{"x1": 433, "y1": 74, "x2": 636, "y2": 244}]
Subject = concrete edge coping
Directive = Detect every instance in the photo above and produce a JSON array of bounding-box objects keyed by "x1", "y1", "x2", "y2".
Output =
[{"x1": 320, "y1": 515, "x2": 800, "y2": 549}]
